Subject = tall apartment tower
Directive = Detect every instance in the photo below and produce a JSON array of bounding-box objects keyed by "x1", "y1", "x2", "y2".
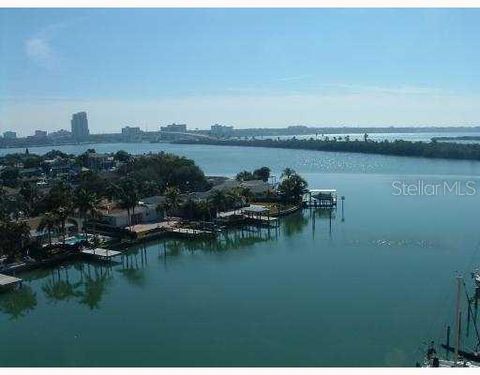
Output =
[{"x1": 71, "y1": 111, "x2": 90, "y2": 141}]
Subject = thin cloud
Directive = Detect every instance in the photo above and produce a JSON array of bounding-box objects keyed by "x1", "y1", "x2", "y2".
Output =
[
  {"x1": 321, "y1": 83, "x2": 447, "y2": 96},
  {"x1": 25, "y1": 36, "x2": 55, "y2": 68},
  {"x1": 24, "y1": 17, "x2": 87, "y2": 70}
]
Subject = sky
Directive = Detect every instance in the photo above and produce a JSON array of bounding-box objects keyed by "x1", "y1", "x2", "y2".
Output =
[{"x1": 1, "y1": 8, "x2": 480, "y2": 136}]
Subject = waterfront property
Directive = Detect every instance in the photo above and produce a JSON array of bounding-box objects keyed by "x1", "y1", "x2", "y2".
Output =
[
  {"x1": 0, "y1": 142, "x2": 480, "y2": 366},
  {"x1": 101, "y1": 204, "x2": 164, "y2": 228},
  {"x1": 304, "y1": 189, "x2": 338, "y2": 208},
  {"x1": 241, "y1": 204, "x2": 279, "y2": 227},
  {"x1": 0, "y1": 148, "x2": 311, "y2": 285}
]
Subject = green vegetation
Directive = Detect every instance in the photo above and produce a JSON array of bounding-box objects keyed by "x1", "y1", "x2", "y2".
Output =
[
  {"x1": 278, "y1": 168, "x2": 308, "y2": 203},
  {"x1": 0, "y1": 149, "x2": 212, "y2": 261},
  {"x1": 0, "y1": 148, "x2": 307, "y2": 266},
  {"x1": 177, "y1": 137, "x2": 480, "y2": 161},
  {"x1": 235, "y1": 166, "x2": 271, "y2": 182},
  {"x1": 117, "y1": 152, "x2": 210, "y2": 195}
]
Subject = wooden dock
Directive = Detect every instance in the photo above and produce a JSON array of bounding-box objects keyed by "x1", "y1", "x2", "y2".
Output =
[
  {"x1": 304, "y1": 189, "x2": 337, "y2": 208},
  {"x1": 167, "y1": 227, "x2": 217, "y2": 239},
  {"x1": 81, "y1": 248, "x2": 121, "y2": 260},
  {"x1": 0, "y1": 273, "x2": 22, "y2": 290}
]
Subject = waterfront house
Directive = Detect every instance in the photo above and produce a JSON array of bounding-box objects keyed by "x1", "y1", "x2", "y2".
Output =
[
  {"x1": 101, "y1": 203, "x2": 164, "y2": 228},
  {"x1": 240, "y1": 180, "x2": 275, "y2": 199}
]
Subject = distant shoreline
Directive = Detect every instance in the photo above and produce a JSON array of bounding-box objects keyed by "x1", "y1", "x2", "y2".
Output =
[
  {"x1": 174, "y1": 138, "x2": 480, "y2": 161},
  {"x1": 2, "y1": 126, "x2": 480, "y2": 150}
]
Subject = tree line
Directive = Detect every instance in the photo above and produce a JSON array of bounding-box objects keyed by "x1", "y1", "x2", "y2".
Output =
[{"x1": 175, "y1": 137, "x2": 480, "y2": 161}]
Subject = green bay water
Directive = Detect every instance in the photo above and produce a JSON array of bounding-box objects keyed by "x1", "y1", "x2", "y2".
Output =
[{"x1": 1, "y1": 143, "x2": 480, "y2": 366}]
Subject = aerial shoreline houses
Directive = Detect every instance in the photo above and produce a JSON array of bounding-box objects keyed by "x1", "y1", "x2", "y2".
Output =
[{"x1": 0, "y1": 148, "x2": 313, "y2": 282}]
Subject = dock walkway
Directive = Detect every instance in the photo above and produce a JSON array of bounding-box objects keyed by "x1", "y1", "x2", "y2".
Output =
[
  {"x1": 81, "y1": 248, "x2": 121, "y2": 260},
  {"x1": 0, "y1": 273, "x2": 22, "y2": 289},
  {"x1": 167, "y1": 227, "x2": 217, "y2": 238}
]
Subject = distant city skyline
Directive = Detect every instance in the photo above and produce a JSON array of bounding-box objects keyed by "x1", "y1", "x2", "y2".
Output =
[{"x1": 2, "y1": 8, "x2": 480, "y2": 136}]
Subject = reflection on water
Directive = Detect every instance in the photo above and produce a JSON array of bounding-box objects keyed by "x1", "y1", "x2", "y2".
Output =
[
  {"x1": 42, "y1": 269, "x2": 83, "y2": 303},
  {"x1": 0, "y1": 211, "x2": 335, "y2": 320},
  {"x1": 39, "y1": 264, "x2": 114, "y2": 310},
  {"x1": 283, "y1": 211, "x2": 310, "y2": 237},
  {"x1": 79, "y1": 267, "x2": 113, "y2": 310},
  {"x1": 118, "y1": 248, "x2": 148, "y2": 287},
  {"x1": 0, "y1": 286, "x2": 37, "y2": 320}
]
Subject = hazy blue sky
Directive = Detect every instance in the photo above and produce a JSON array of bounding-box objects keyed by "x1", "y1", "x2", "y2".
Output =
[{"x1": 1, "y1": 8, "x2": 480, "y2": 135}]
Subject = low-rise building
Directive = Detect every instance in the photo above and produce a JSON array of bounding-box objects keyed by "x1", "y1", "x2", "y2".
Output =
[
  {"x1": 48, "y1": 129, "x2": 72, "y2": 140},
  {"x1": 3, "y1": 131, "x2": 17, "y2": 139},
  {"x1": 34, "y1": 130, "x2": 48, "y2": 138},
  {"x1": 121, "y1": 126, "x2": 143, "y2": 142},
  {"x1": 160, "y1": 123, "x2": 187, "y2": 133},
  {"x1": 210, "y1": 124, "x2": 234, "y2": 138}
]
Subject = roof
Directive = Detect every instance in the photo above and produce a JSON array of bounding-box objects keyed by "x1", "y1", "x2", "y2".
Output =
[
  {"x1": 139, "y1": 195, "x2": 166, "y2": 205},
  {"x1": 103, "y1": 204, "x2": 154, "y2": 217},
  {"x1": 240, "y1": 180, "x2": 271, "y2": 194}
]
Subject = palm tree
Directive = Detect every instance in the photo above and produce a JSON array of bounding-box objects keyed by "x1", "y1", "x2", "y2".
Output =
[
  {"x1": 38, "y1": 212, "x2": 59, "y2": 246},
  {"x1": 278, "y1": 173, "x2": 308, "y2": 203},
  {"x1": 225, "y1": 189, "x2": 241, "y2": 212},
  {"x1": 110, "y1": 179, "x2": 139, "y2": 228},
  {"x1": 164, "y1": 186, "x2": 181, "y2": 218},
  {"x1": 237, "y1": 187, "x2": 254, "y2": 205},
  {"x1": 55, "y1": 205, "x2": 73, "y2": 244},
  {"x1": 75, "y1": 189, "x2": 100, "y2": 240},
  {"x1": 281, "y1": 168, "x2": 295, "y2": 180},
  {"x1": 208, "y1": 190, "x2": 227, "y2": 216}
]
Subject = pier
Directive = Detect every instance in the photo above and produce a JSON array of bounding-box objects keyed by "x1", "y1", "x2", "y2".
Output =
[
  {"x1": 0, "y1": 273, "x2": 22, "y2": 290},
  {"x1": 304, "y1": 189, "x2": 337, "y2": 208},
  {"x1": 81, "y1": 248, "x2": 122, "y2": 260},
  {"x1": 167, "y1": 227, "x2": 217, "y2": 239},
  {"x1": 242, "y1": 205, "x2": 280, "y2": 227}
]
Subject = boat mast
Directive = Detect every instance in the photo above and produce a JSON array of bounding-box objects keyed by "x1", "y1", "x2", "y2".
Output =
[{"x1": 455, "y1": 275, "x2": 463, "y2": 363}]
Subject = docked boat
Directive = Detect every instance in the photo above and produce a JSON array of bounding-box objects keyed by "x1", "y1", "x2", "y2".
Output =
[{"x1": 421, "y1": 276, "x2": 480, "y2": 368}]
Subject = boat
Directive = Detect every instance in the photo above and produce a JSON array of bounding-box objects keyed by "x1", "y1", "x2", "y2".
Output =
[
  {"x1": 421, "y1": 276, "x2": 480, "y2": 368},
  {"x1": 422, "y1": 342, "x2": 478, "y2": 367}
]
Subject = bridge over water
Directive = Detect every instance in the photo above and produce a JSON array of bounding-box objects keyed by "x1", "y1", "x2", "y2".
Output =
[{"x1": 157, "y1": 131, "x2": 217, "y2": 140}]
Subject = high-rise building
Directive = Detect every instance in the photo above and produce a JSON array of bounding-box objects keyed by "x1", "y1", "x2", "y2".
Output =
[
  {"x1": 71, "y1": 112, "x2": 90, "y2": 141},
  {"x1": 3, "y1": 131, "x2": 17, "y2": 139}
]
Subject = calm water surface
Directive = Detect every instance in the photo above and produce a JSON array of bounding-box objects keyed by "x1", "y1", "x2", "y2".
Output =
[{"x1": 1, "y1": 143, "x2": 480, "y2": 366}]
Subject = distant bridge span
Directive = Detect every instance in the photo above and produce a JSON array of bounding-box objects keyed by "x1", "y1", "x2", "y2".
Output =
[{"x1": 158, "y1": 131, "x2": 217, "y2": 140}]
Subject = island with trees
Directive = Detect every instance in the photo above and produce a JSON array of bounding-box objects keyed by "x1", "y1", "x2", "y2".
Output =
[{"x1": 174, "y1": 136, "x2": 480, "y2": 161}]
